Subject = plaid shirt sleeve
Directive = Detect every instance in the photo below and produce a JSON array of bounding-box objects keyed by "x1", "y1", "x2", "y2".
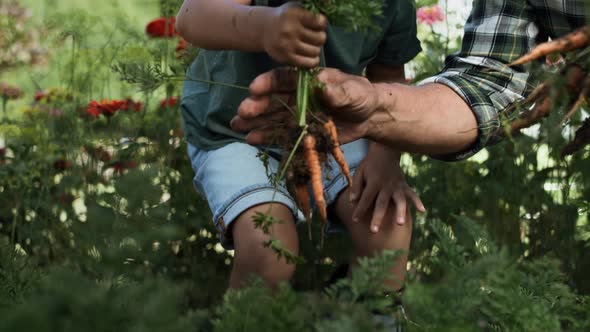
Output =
[{"x1": 420, "y1": 0, "x2": 540, "y2": 161}]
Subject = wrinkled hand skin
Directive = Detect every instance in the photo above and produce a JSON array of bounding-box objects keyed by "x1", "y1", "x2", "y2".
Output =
[
  {"x1": 231, "y1": 67, "x2": 381, "y2": 144},
  {"x1": 350, "y1": 143, "x2": 425, "y2": 233}
]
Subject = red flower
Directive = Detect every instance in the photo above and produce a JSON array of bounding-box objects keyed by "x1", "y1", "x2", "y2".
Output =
[
  {"x1": 34, "y1": 91, "x2": 47, "y2": 102},
  {"x1": 160, "y1": 97, "x2": 178, "y2": 108},
  {"x1": 86, "y1": 99, "x2": 141, "y2": 118},
  {"x1": 121, "y1": 98, "x2": 143, "y2": 112},
  {"x1": 0, "y1": 82, "x2": 23, "y2": 100},
  {"x1": 34, "y1": 88, "x2": 73, "y2": 103},
  {"x1": 53, "y1": 159, "x2": 74, "y2": 171},
  {"x1": 146, "y1": 17, "x2": 177, "y2": 38},
  {"x1": 86, "y1": 100, "x2": 102, "y2": 118},
  {"x1": 101, "y1": 99, "x2": 126, "y2": 117}
]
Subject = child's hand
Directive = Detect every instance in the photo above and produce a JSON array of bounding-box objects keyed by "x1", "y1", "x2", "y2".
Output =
[
  {"x1": 350, "y1": 143, "x2": 426, "y2": 233},
  {"x1": 262, "y1": 2, "x2": 327, "y2": 68}
]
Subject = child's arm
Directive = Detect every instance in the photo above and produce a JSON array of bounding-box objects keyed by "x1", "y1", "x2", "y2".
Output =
[
  {"x1": 350, "y1": 63, "x2": 425, "y2": 233},
  {"x1": 176, "y1": 0, "x2": 327, "y2": 68}
]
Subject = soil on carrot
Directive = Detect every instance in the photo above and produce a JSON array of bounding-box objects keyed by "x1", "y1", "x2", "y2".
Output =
[
  {"x1": 275, "y1": 111, "x2": 348, "y2": 242},
  {"x1": 282, "y1": 114, "x2": 333, "y2": 187}
]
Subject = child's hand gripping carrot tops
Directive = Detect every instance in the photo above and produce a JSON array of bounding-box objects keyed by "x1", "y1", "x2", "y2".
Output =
[
  {"x1": 260, "y1": 2, "x2": 327, "y2": 68},
  {"x1": 176, "y1": 0, "x2": 327, "y2": 68}
]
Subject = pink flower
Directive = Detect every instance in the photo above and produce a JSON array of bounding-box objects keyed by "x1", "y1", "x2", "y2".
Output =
[{"x1": 417, "y1": 5, "x2": 444, "y2": 26}]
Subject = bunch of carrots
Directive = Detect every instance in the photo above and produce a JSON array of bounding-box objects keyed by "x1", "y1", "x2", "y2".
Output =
[
  {"x1": 272, "y1": 0, "x2": 382, "y2": 241},
  {"x1": 286, "y1": 111, "x2": 351, "y2": 241},
  {"x1": 500, "y1": 25, "x2": 590, "y2": 157}
]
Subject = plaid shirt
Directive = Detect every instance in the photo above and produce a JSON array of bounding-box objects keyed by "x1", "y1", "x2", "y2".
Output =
[{"x1": 422, "y1": 0, "x2": 588, "y2": 160}]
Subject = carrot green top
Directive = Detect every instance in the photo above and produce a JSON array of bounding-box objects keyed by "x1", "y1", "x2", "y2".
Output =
[{"x1": 180, "y1": 0, "x2": 421, "y2": 150}]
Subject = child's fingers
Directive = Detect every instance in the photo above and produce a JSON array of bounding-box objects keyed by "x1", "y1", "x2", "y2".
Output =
[
  {"x1": 352, "y1": 184, "x2": 377, "y2": 224},
  {"x1": 299, "y1": 11, "x2": 327, "y2": 31},
  {"x1": 349, "y1": 166, "x2": 365, "y2": 204},
  {"x1": 295, "y1": 42, "x2": 321, "y2": 58},
  {"x1": 392, "y1": 191, "x2": 407, "y2": 225},
  {"x1": 369, "y1": 190, "x2": 390, "y2": 233},
  {"x1": 300, "y1": 29, "x2": 327, "y2": 47},
  {"x1": 290, "y1": 54, "x2": 320, "y2": 68},
  {"x1": 406, "y1": 188, "x2": 426, "y2": 212}
]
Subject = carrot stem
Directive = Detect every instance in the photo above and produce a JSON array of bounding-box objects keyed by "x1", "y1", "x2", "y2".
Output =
[
  {"x1": 297, "y1": 69, "x2": 310, "y2": 127},
  {"x1": 277, "y1": 125, "x2": 308, "y2": 183}
]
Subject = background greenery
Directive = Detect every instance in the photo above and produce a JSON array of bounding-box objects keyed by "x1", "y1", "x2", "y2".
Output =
[{"x1": 0, "y1": 0, "x2": 588, "y2": 331}]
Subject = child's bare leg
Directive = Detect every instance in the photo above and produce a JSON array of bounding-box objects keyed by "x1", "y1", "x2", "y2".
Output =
[
  {"x1": 229, "y1": 203, "x2": 299, "y2": 289},
  {"x1": 332, "y1": 189, "x2": 412, "y2": 291}
]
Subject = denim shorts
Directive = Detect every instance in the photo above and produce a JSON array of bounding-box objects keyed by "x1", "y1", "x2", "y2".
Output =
[{"x1": 187, "y1": 139, "x2": 369, "y2": 249}]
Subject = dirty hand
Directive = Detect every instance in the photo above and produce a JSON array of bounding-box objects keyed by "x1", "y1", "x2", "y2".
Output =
[{"x1": 231, "y1": 67, "x2": 381, "y2": 144}]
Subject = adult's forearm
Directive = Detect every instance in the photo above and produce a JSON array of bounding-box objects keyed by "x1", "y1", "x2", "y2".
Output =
[
  {"x1": 176, "y1": 0, "x2": 270, "y2": 51},
  {"x1": 366, "y1": 82, "x2": 478, "y2": 155}
]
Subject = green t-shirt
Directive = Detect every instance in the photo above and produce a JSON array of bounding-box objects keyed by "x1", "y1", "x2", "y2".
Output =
[{"x1": 181, "y1": 0, "x2": 421, "y2": 150}]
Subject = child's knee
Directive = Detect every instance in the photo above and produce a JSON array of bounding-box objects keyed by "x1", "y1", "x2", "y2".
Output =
[
  {"x1": 230, "y1": 203, "x2": 299, "y2": 282},
  {"x1": 233, "y1": 238, "x2": 298, "y2": 285},
  {"x1": 231, "y1": 202, "x2": 298, "y2": 247}
]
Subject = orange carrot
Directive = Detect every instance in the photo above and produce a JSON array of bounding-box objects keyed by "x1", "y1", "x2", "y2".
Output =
[
  {"x1": 303, "y1": 135, "x2": 327, "y2": 223},
  {"x1": 324, "y1": 120, "x2": 352, "y2": 188},
  {"x1": 562, "y1": 76, "x2": 590, "y2": 125},
  {"x1": 295, "y1": 184, "x2": 312, "y2": 240},
  {"x1": 510, "y1": 26, "x2": 590, "y2": 67},
  {"x1": 510, "y1": 96, "x2": 552, "y2": 133}
]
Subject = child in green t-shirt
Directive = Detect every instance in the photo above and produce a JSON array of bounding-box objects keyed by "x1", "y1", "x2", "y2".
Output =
[{"x1": 176, "y1": 0, "x2": 423, "y2": 291}]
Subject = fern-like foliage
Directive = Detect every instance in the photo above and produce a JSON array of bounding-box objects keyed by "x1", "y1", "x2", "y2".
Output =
[{"x1": 302, "y1": 0, "x2": 384, "y2": 32}]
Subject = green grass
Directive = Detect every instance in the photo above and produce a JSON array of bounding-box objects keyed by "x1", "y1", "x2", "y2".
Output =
[{"x1": 22, "y1": 0, "x2": 159, "y2": 24}]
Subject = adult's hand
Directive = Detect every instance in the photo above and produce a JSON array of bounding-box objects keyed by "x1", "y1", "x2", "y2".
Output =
[
  {"x1": 231, "y1": 67, "x2": 382, "y2": 145},
  {"x1": 232, "y1": 67, "x2": 478, "y2": 156}
]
